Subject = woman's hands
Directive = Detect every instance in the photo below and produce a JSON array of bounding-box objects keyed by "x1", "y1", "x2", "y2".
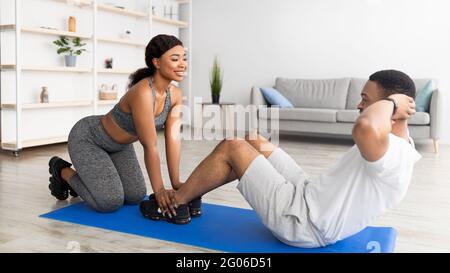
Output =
[
  {"x1": 171, "y1": 180, "x2": 184, "y2": 191},
  {"x1": 154, "y1": 181, "x2": 184, "y2": 217},
  {"x1": 154, "y1": 188, "x2": 177, "y2": 217}
]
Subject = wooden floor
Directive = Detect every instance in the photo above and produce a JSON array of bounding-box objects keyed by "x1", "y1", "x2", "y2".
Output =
[{"x1": 0, "y1": 133, "x2": 449, "y2": 253}]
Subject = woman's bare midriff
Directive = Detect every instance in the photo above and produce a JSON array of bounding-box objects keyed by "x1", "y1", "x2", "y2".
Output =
[{"x1": 101, "y1": 111, "x2": 139, "y2": 145}]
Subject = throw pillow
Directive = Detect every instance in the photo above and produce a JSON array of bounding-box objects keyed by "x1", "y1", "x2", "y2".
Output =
[
  {"x1": 260, "y1": 87, "x2": 294, "y2": 108},
  {"x1": 415, "y1": 80, "x2": 436, "y2": 112}
]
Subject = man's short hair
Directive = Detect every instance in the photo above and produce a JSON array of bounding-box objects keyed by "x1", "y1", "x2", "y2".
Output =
[{"x1": 369, "y1": 70, "x2": 416, "y2": 99}]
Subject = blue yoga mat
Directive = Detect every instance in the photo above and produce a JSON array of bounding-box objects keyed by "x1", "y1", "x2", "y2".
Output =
[{"x1": 40, "y1": 201, "x2": 396, "y2": 253}]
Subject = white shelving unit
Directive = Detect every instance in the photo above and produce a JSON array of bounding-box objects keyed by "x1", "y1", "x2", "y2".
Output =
[
  {"x1": 97, "y1": 36, "x2": 146, "y2": 47},
  {"x1": 96, "y1": 68, "x2": 135, "y2": 74},
  {"x1": 0, "y1": 24, "x2": 92, "y2": 39},
  {"x1": 96, "y1": 3, "x2": 147, "y2": 17},
  {"x1": 1, "y1": 100, "x2": 92, "y2": 110},
  {"x1": 152, "y1": 15, "x2": 188, "y2": 27},
  {"x1": 2, "y1": 135, "x2": 70, "y2": 150},
  {"x1": 0, "y1": 64, "x2": 92, "y2": 72},
  {"x1": 0, "y1": 0, "x2": 192, "y2": 155}
]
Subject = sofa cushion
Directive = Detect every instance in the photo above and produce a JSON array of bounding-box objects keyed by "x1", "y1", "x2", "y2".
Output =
[
  {"x1": 275, "y1": 78, "x2": 350, "y2": 110},
  {"x1": 415, "y1": 80, "x2": 436, "y2": 113},
  {"x1": 413, "y1": 79, "x2": 434, "y2": 94},
  {"x1": 259, "y1": 108, "x2": 337, "y2": 123},
  {"x1": 409, "y1": 112, "x2": 430, "y2": 125},
  {"x1": 346, "y1": 78, "x2": 366, "y2": 109},
  {"x1": 259, "y1": 87, "x2": 294, "y2": 108},
  {"x1": 337, "y1": 110, "x2": 359, "y2": 123}
]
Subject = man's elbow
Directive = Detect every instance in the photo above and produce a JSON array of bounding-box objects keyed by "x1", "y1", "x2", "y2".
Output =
[
  {"x1": 352, "y1": 117, "x2": 387, "y2": 149},
  {"x1": 352, "y1": 117, "x2": 374, "y2": 139}
]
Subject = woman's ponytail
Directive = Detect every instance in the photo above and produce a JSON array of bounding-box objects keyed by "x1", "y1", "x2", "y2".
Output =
[{"x1": 127, "y1": 67, "x2": 154, "y2": 89}]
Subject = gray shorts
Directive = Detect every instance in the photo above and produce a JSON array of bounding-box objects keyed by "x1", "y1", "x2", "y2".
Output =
[{"x1": 237, "y1": 148, "x2": 323, "y2": 248}]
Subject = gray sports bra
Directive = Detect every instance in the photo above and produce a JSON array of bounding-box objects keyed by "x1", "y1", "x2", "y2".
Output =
[{"x1": 110, "y1": 78, "x2": 171, "y2": 135}]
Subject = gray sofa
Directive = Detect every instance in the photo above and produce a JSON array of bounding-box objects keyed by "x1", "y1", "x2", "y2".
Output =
[{"x1": 251, "y1": 77, "x2": 441, "y2": 152}]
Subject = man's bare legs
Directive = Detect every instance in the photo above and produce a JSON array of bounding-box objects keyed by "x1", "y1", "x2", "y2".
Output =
[
  {"x1": 173, "y1": 133, "x2": 278, "y2": 205},
  {"x1": 222, "y1": 133, "x2": 277, "y2": 183},
  {"x1": 244, "y1": 133, "x2": 277, "y2": 158},
  {"x1": 173, "y1": 139, "x2": 261, "y2": 205}
]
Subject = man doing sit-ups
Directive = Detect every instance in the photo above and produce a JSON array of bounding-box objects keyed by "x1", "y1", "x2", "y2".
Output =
[{"x1": 140, "y1": 69, "x2": 421, "y2": 248}]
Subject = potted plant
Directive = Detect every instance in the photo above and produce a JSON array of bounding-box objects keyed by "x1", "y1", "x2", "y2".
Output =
[
  {"x1": 53, "y1": 36, "x2": 86, "y2": 67},
  {"x1": 210, "y1": 55, "x2": 223, "y2": 104}
]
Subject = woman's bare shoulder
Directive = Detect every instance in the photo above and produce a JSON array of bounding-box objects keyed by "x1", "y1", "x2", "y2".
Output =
[
  {"x1": 129, "y1": 79, "x2": 152, "y2": 98},
  {"x1": 169, "y1": 84, "x2": 183, "y2": 101},
  {"x1": 123, "y1": 78, "x2": 152, "y2": 109}
]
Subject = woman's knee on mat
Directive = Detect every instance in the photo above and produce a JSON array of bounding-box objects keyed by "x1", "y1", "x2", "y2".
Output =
[
  {"x1": 124, "y1": 185, "x2": 147, "y2": 205},
  {"x1": 93, "y1": 192, "x2": 125, "y2": 213}
]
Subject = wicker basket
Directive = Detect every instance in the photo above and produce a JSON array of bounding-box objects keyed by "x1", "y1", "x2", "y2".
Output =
[{"x1": 99, "y1": 90, "x2": 118, "y2": 100}]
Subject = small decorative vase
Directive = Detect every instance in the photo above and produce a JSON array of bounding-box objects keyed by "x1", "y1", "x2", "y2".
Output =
[
  {"x1": 212, "y1": 94, "x2": 220, "y2": 104},
  {"x1": 68, "y1": 16, "x2": 76, "y2": 32},
  {"x1": 65, "y1": 55, "x2": 77, "y2": 67},
  {"x1": 40, "y1": 86, "x2": 49, "y2": 103}
]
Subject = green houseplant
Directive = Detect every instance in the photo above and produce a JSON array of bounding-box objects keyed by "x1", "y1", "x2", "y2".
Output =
[
  {"x1": 53, "y1": 36, "x2": 87, "y2": 67},
  {"x1": 210, "y1": 55, "x2": 223, "y2": 104}
]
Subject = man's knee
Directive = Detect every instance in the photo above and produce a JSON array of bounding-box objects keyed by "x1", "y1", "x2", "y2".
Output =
[
  {"x1": 244, "y1": 132, "x2": 261, "y2": 142},
  {"x1": 219, "y1": 139, "x2": 249, "y2": 151},
  {"x1": 214, "y1": 139, "x2": 248, "y2": 159}
]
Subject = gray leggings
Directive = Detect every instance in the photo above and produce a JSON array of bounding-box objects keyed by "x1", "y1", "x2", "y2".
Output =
[{"x1": 67, "y1": 115, "x2": 147, "y2": 212}]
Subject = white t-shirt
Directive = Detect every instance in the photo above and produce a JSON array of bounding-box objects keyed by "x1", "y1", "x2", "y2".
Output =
[{"x1": 304, "y1": 133, "x2": 422, "y2": 245}]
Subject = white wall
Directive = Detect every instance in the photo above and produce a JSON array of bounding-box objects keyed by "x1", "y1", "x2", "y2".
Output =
[{"x1": 191, "y1": 0, "x2": 450, "y2": 144}]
